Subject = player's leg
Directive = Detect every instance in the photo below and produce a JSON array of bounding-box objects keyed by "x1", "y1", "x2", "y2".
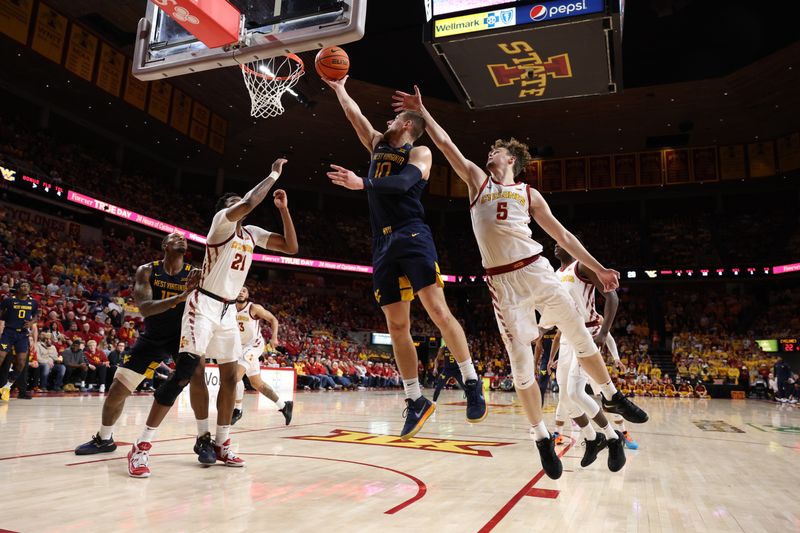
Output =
[
  {"x1": 12, "y1": 334, "x2": 32, "y2": 399},
  {"x1": 248, "y1": 373, "x2": 293, "y2": 425},
  {"x1": 186, "y1": 356, "x2": 215, "y2": 463},
  {"x1": 208, "y1": 316, "x2": 246, "y2": 467}
]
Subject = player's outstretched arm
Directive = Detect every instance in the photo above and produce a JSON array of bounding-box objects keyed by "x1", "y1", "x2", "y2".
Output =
[
  {"x1": 225, "y1": 158, "x2": 288, "y2": 223},
  {"x1": 528, "y1": 189, "x2": 620, "y2": 292},
  {"x1": 252, "y1": 304, "x2": 279, "y2": 346},
  {"x1": 327, "y1": 146, "x2": 431, "y2": 194},
  {"x1": 323, "y1": 76, "x2": 382, "y2": 152},
  {"x1": 578, "y1": 264, "x2": 620, "y2": 348},
  {"x1": 134, "y1": 264, "x2": 200, "y2": 317},
  {"x1": 264, "y1": 189, "x2": 299, "y2": 255},
  {"x1": 392, "y1": 85, "x2": 485, "y2": 197}
]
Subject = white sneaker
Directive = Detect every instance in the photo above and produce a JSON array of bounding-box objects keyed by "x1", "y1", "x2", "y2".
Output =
[{"x1": 99, "y1": 384, "x2": 106, "y2": 393}]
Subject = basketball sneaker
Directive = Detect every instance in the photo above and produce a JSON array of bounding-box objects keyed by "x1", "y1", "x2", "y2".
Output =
[
  {"x1": 193, "y1": 432, "x2": 216, "y2": 465},
  {"x1": 553, "y1": 431, "x2": 564, "y2": 445},
  {"x1": 534, "y1": 435, "x2": 563, "y2": 480},
  {"x1": 231, "y1": 408, "x2": 243, "y2": 425},
  {"x1": 214, "y1": 439, "x2": 245, "y2": 467},
  {"x1": 75, "y1": 433, "x2": 117, "y2": 455},
  {"x1": 623, "y1": 431, "x2": 639, "y2": 450},
  {"x1": 463, "y1": 379, "x2": 488, "y2": 423},
  {"x1": 280, "y1": 401, "x2": 293, "y2": 425},
  {"x1": 580, "y1": 434, "x2": 607, "y2": 468},
  {"x1": 602, "y1": 391, "x2": 649, "y2": 423},
  {"x1": 127, "y1": 441, "x2": 152, "y2": 478},
  {"x1": 400, "y1": 396, "x2": 436, "y2": 440},
  {"x1": 607, "y1": 431, "x2": 627, "y2": 472}
]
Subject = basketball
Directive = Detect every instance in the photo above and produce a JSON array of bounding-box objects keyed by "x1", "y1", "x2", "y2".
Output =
[{"x1": 315, "y1": 46, "x2": 350, "y2": 80}]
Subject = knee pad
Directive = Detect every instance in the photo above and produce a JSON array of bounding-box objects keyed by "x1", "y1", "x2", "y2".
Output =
[
  {"x1": 154, "y1": 353, "x2": 200, "y2": 407},
  {"x1": 505, "y1": 339, "x2": 536, "y2": 390}
]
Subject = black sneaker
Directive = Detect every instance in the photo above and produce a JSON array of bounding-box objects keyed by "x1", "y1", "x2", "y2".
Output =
[
  {"x1": 607, "y1": 430, "x2": 627, "y2": 472},
  {"x1": 193, "y1": 431, "x2": 216, "y2": 465},
  {"x1": 17, "y1": 391, "x2": 32, "y2": 400},
  {"x1": 279, "y1": 401, "x2": 293, "y2": 426},
  {"x1": 75, "y1": 433, "x2": 117, "y2": 455},
  {"x1": 400, "y1": 396, "x2": 435, "y2": 440},
  {"x1": 231, "y1": 408, "x2": 243, "y2": 426},
  {"x1": 602, "y1": 391, "x2": 649, "y2": 423},
  {"x1": 580, "y1": 434, "x2": 607, "y2": 468},
  {"x1": 535, "y1": 435, "x2": 563, "y2": 480},
  {"x1": 463, "y1": 379, "x2": 488, "y2": 423}
]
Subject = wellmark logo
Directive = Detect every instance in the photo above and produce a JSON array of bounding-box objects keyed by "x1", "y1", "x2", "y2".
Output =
[
  {"x1": 487, "y1": 41, "x2": 572, "y2": 99},
  {"x1": 288, "y1": 429, "x2": 514, "y2": 457},
  {"x1": 154, "y1": 0, "x2": 200, "y2": 25}
]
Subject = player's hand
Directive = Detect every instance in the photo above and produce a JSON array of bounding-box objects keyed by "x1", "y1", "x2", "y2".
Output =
[
  {"x1": 180, "y1": 269, "x2": 201, "y2": 300},
  {"x1": 593, "y1": 331, "x2": 609, "y2": 348},
  {"x1": 273, "y1": 189, "x2": 288, "y2": 210},
  {"x1": 271, "y1": 337, "x2": 279, "y2": 347},
  {"x1": 596, "y1": 268, "x2": 620, "y2": 292},
  {"x1": 613, "y1": 360, "x2": 627, "y2": 373},
  {"x1": 321, "y1": 74, "x2": 348, "y2": 91},
  {"x1": 271, "y1": 158, "x2": 288, "y2": 175},
  {"x1": 392, "y1": 85, "x2": 423, "y2": 113},
  {"x1": 327, "y1": 164, "x2": 365, "y2": 190}
]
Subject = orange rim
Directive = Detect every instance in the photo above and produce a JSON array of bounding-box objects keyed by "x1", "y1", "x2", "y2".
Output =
[{"x1": 240, "y1": 53, "x2": 305, "y2": 81}]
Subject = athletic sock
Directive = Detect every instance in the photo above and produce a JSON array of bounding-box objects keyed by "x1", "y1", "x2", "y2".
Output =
[
  {"x1": 598, "y1": 380, "x2": 618, "y2": 401},
  {"x1": 457, "y1": 357, "x2": 479, "y2": 382},
  {"x1": 216, "y1": 425, "x2": 231, "y2": 444},
  {"x1": 530, "y1": 421, "x2": 550, "y2": 442},
  {"x1": 600, "y1": 423, "x2": 618, "y2": 440},
  {"x1": 275, "y1": 399, "x2": 285, "y2": 410},
  {"x1": 98, "y1": 424, "x2": 114, "y2": 440},
  {"x1": 580, "y1": 423, "x2": 597, "y2": 441},
  {"x1": 196, "y1": 418, "x2": 209, "y2": 436},
  {"x1": 140, "y1": 425, "x2": 157, "y2": 444},
  {"x1": 402, "y1": 378, "x2": 422, "y2": 401}
]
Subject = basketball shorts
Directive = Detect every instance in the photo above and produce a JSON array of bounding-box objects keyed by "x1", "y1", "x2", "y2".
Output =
[
  {"x1": 372, "y1": 222, "x2": 442, "y2": 307},
  {"x1": 180, "y1": 291, "x2": 242, "y2": 363},
  {"x1": 487, "y1": 255, "x2": 596, "y2": 357},
  {"x1": 0, "y1": 329, "x2": 29, "y2": 354},
  {"x1": 115, "y1": 335, "x2": 179, "y2": 391},
  {"x1": 238, "y1": 341, "x2": 264, "y2": 377}
]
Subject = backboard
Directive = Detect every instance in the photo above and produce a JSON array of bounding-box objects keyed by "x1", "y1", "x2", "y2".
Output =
[{"x1": 132, "y1": 0, "x2": 366, "y2": 80}]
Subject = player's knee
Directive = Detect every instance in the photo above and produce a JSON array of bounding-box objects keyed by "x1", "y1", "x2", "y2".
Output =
[
  {"x1": 386, "y1": 317, "x2": 410, "y2": 333},
  {"x1": 427, "y1": 304, "x2": 452, "y2": 327},
  {"x1": 513, "y1": 372, "x2": 537, "y2": 390},
  {"x1": 154, "y1": 353, "x2": 200, "y2": 406}
]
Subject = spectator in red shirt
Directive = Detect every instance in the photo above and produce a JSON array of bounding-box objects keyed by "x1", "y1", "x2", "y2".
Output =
[{"x1": 83, "y1": 339, "x2": 109, "y2": 392}]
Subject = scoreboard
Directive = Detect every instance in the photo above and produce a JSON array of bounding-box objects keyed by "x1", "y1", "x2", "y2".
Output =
[{"x1": 424, "y1": 0, "x2": 624, "y2": 109}]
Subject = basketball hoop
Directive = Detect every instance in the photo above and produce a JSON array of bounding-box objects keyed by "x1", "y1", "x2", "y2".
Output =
[{"x1": 240, "y1": 54, "x2": 305, "y2": 118}]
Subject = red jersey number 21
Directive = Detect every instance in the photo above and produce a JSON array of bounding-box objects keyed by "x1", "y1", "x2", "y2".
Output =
[{"x1": 231, "y1": 253, "x2": 245, "y2": 271}]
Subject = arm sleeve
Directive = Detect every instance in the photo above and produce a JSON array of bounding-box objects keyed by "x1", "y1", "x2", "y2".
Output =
[
  {"x1": 362, "y1": 164, "x2": 423, "y2": 194},
  {"x1": 245, "y1": 225, "x2": 273, "y2": 249},
  {"x1": 207, "y1": 210, "x2": 237, "y2": 244}
]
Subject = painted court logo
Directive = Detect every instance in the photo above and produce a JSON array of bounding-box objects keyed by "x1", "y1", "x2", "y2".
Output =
[{"x1": 487, "y1": 40, "x2": 572, "y2": 99}]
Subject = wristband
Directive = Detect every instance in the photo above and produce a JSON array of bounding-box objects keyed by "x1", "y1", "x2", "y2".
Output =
[{"x1": 268, "y1": 171, "x2": 280, "y2": 181}]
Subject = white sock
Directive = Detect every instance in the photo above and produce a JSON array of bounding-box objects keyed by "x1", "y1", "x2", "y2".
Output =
[
  {"x1": 235, "y1": 380, "x2": 244, "y2": 402},
  {"x1": 530, "y1": 421, "x2": 550, "y2": 441},
  {"x1": 216, "y1": 425, "x2": 231, "y2": 444},
  {"x1": 600, "y1": 423, "x2": 618, "y2": 440},
  {"x1": 580, "y1": 423, "x2": 597, "y2": 441},
  {"x1": 457, "y1": 357, "x2": 479, "y2": 382},
  {"x1": 402, "y1": 378, "x2": 422, "y2": 401},
  {"x1": 140, "y1": 425, "x2": 157, "y2": 443},
  {"x1": 98, "y1": 424, "x2": 114, "y2": 440},
  {"x1": 598, "y1": 380, "x2": 618, "y2": 401},
  {"x1": 196, "y1": 418, "x2": 209, "y2": 436},
  {"x1": 275, "y1": 399, "x2": 285, "y2": 410}
]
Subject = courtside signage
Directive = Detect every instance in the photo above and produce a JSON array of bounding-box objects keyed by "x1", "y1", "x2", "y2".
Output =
[
  {"x1": 517, "y1": 0, "x2": 604, "y2": 24},
  {"x1": 434, "y1": 8, "x2": 516, "y2": 38}
]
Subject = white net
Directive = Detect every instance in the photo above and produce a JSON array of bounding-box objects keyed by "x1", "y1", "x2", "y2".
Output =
[{"x1": 240, "y1": 54, "x2": 305, "y2": 118}]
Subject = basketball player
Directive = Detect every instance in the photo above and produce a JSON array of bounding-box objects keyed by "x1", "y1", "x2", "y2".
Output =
[
  {"x1": 74, "y1": 232, "x2": 214, "y2": 459},
  {"x1": 0, "y1": 281, "x2": 38, "y2": 401},
  {"x1": 127, "y1": 159, "x2": 297, "y2": 478},
  {"x1": 230, "y1": 286, "x2": 292, "y2": 426},
  {"x1": 323, "y1": 76, "x2": 486, "y2": 439},
  {"x1": 432, "y1": 339, "x2": 465, "y2": 402},
  {"x1": 546, "y1": 243, "x2": 626, "y2": 471},
  {"x1": 393, "y1": 86, "x2": 647, "y2": 479}
]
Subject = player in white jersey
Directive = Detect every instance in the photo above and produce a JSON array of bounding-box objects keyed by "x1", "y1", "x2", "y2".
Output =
[
  {"x1": 547, "y1": 243, "x2": 626, "y2": 471},
  {"x1": 127, "y1": 158, "x2": 298, "y2": 478},
  {"x1": 230, "y1": 286, "x2": 292, "y2": 426},
  {"x1": 393, "y1": 86, "x2": 647, "y2": 480}
]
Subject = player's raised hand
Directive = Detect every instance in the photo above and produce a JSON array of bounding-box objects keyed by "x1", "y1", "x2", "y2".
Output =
[
  {"x1": 327, "y1": 164, "x2": 365, "y2": 190},
  {"x1": 392, "y1": 84, "x2": 423, "y2": 113},
  {"x1": 179, "y1": 268, "x2": 201, "y2": 301},
  {"x1": 597, "y1": 267, "x2": 620, "y2": 292},
  {"x1": 271, "y1": 158, "x2": 288, "y2": 175},
  {"x1": 273, "y1": 189, "x2": 288, "y2": 210},
  {"x1": 322, "y1": 74, "x2": 348, "y2": 91}
]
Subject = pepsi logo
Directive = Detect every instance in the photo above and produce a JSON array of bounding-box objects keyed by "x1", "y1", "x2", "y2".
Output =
[{"x1": 529, "y1": 5, "x2": 548, "y2": 21}]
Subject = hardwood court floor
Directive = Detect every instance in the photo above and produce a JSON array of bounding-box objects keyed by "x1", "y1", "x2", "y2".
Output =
[{"x1": 1, "y1": 389, "x2": 797, "y2": 532}]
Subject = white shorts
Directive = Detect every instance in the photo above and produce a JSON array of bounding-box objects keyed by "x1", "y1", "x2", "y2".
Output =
[
  {"x1": 486, "y1": 256, "x2": 596, "y2": 357},
  {"x1": 238, "y1": 341, "x2": 264, "y2": 377},
  {"x1": 180, "y1": 291, "x2": 242, "y2": 363}
]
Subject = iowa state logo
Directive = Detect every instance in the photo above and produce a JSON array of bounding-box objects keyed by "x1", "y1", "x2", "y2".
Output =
[{"x1": 487, "y1": 40, "x2": 572, "y2": 99}]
